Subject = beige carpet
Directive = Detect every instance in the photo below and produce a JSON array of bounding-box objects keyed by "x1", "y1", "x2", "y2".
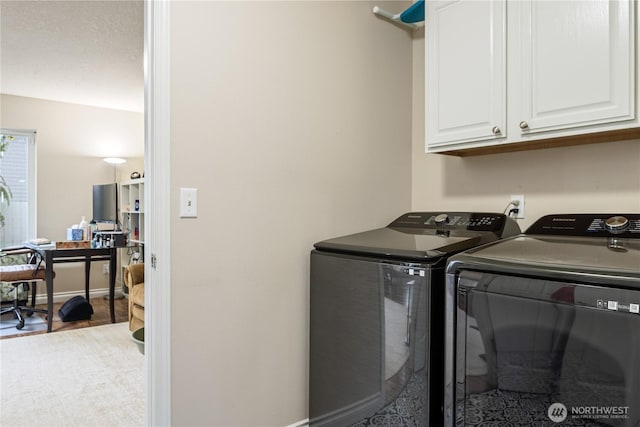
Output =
[{"x1": 0, "y1": 322, "x2": 144, "y2": 427}]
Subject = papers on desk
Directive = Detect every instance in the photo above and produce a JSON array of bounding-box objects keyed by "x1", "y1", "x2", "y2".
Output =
[
  {"x1": 29, "y1": 238, "x2": 51, "y2": 245},
  {"x1": 26, "y1": 239, "x2": 55, "y2": 250}
]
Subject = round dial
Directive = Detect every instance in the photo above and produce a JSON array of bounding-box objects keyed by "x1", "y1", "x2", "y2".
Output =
[
  {"x1": 604, "y1": 216, "x2": 629, "y2": 233},
  {"x1": 434, "y1": 213, "x2": 449, "y2": 224}
]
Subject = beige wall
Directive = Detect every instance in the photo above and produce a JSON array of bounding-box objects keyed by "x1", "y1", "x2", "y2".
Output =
[
  {"x1": 1, "y1": 94, "x2": 144, "y2": 295},
  {"x1": 412, "y1": 31, "x2": 640, "y2": 230},
  {"x1": 169, "y1": 1, "x2": 413, "y2": 425}
]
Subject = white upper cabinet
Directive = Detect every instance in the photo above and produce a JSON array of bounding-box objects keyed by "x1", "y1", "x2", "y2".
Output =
[
  {"x1": 426, "y1": 0, "x2": 638, "y2": 154},
  {"x1": 426, "y1": 0, "x2": 506, "y2": 147},
  {"x1": 515, "y1": 0, "x2": 634, "y2": 135}
]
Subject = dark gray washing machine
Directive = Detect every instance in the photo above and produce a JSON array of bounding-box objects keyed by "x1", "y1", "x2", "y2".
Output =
[
  {"x1": 309, "y1": 212, "x2": 520, "y2": 427},
  {"x1": 445, "y1": 214, "x2": 640, "y2": 426}
]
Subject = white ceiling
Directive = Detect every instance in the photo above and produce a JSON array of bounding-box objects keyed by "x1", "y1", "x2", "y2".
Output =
[{"x1": 1, "y1": 0, "x2": 144, "y2": 113}]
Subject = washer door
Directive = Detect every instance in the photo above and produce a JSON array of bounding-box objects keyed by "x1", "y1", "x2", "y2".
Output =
[
  {"x1": 309, "y1": 251, "x2": 428, "y2": 427},
  {"x1": 453, "y1": 271, "x2": 640, "y2": 426}
]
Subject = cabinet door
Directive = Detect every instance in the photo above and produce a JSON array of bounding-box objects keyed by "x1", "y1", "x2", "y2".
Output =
[
  {"x1": 426, "y1": 0, "x2": 506, "y2": 150},
  {"x1": 516, "y1": 0, "x2": 635, "y2": 135}
]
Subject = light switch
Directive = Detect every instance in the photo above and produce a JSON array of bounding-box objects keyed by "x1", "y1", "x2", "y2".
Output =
[{"x1": 180, "y1": 188, "x2": 197, "y2": 218}]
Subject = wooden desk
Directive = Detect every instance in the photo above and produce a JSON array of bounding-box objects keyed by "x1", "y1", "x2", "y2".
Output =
[{"x1": 25, "y1": 244, "x2": 117, "y2": 332}]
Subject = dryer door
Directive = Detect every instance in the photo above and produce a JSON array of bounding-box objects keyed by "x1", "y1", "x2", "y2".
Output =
[{"x1": 453, "y1": 271, "x2": 640, "y2": 426}]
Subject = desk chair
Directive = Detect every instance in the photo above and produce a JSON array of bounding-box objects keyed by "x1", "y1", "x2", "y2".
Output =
[{"x1": 0, "y1": 247, "x2": 51, "y2": 330}]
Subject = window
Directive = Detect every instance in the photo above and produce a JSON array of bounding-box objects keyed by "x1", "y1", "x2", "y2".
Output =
[{"x1": 0, "y1": 129, "x2": 36, "y2": 247}]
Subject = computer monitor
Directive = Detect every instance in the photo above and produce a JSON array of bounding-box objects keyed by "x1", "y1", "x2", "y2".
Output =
[{"x1": 92, "y1": 183, "x2": 118, "y2": 225}]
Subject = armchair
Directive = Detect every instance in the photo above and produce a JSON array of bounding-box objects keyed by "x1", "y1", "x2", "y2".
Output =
[{"x1": 124, "y1": 262, "x2": 144, "y2": 331}]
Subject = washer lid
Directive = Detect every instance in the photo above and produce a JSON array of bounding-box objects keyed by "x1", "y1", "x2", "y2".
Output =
[
  {"x1": 448, "y1": 234, "x2": 640, "y2": 285},
  {"x1": 314, "y1": 212, "x2": 520, "y2": 261},
  {"x1": 315, "y1": 227, "x2": 489, "y2": 261}
]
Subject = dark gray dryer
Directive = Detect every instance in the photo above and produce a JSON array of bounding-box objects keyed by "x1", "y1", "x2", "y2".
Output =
[
  {"x1": 445, "y1": 213, "x2": 640, "y2": 427},
  {"x1": 309, "y1": 212, "x2": 520, "y2": 427}
]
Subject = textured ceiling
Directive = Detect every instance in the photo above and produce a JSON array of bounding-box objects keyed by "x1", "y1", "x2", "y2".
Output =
[{"x1": 1, "y1": 0, "x2": 144, "y2": 113}]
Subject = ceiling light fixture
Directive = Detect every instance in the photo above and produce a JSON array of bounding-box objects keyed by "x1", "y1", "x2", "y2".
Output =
[{"x1": 103, "y1": 157, "x2": 127, "y2": 165}]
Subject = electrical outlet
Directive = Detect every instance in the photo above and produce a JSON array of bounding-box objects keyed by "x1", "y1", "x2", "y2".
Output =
[
  {"x1": 510, "y1": 195, "x2": 525, "y2": 219},
  {"x1": 103, "y1": 264, "x2": 109, "y2": 275}
]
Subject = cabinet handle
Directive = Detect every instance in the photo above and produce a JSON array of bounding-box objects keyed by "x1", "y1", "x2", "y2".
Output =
[
  {"x1": 519, "y1": 121, "x2": 529, "y2": 130},
  {"x1": 492, "y1": 126, "x2": 501, "y2": 135}
]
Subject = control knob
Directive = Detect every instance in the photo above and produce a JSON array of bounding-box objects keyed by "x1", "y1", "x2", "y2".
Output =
[
  {"x1": 434, "y1": 213, "x2": 449, "y2": 224},
  {"x1": 604, "y1": 216, "x2": 629, "y2": 233}
]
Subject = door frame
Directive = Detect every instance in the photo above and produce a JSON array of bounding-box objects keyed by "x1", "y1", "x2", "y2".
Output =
[{"x1": 144, "y1": 1, "x2": 171, "y2": 425}]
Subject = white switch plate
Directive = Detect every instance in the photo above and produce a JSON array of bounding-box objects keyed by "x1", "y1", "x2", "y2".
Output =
[{"x1": 180, "y1": 188, "x2": 198, "y2": 218}]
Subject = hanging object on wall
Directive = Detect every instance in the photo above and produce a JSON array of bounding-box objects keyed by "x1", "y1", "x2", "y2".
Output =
[{"x1": 373, "y1": 0, "x2": 424, "y2": 30}]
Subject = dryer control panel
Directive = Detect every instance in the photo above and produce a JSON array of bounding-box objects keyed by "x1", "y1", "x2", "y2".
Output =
[
  {"x1": 526, "y1": 214, "x2": 640, "y2": 237},
  {"x1": 390, "y1": 212, "x2": 508, "y2": 232}
]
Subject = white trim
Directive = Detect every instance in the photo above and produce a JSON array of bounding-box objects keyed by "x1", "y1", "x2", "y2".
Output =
[
  {"x1": 28, "y1": 133, "x2": 37, "y2": 240},
  {"x1": 145, "y1": 1, "x2": 172, "y2": 426},
  {"x1": 33, "y1": 288, "x2": 117, "y2": 305},
  {"x1": 285, "y1": 419, "x2": 309, "y2": 427}
]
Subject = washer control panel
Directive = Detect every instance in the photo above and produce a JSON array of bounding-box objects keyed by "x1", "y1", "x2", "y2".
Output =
[
  {"x1": 390, "y1": 212, "x2": 507, "y2": 232},
  {"x1": 526, "y1": 214, "x2": 640, "y2": 237}
]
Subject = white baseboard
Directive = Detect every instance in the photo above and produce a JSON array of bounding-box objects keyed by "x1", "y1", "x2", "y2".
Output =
[
  {"x1": 285, "y1": 419, "x2": 309, "y2": 427},
  {"x1": 33, "y1": 288, "x2": 119, "y2": 305}
]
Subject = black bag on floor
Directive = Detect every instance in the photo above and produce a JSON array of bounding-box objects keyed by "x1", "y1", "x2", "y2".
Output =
[{"x1": 58, "y1": 296, "x2": 94, "y2": 322}]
